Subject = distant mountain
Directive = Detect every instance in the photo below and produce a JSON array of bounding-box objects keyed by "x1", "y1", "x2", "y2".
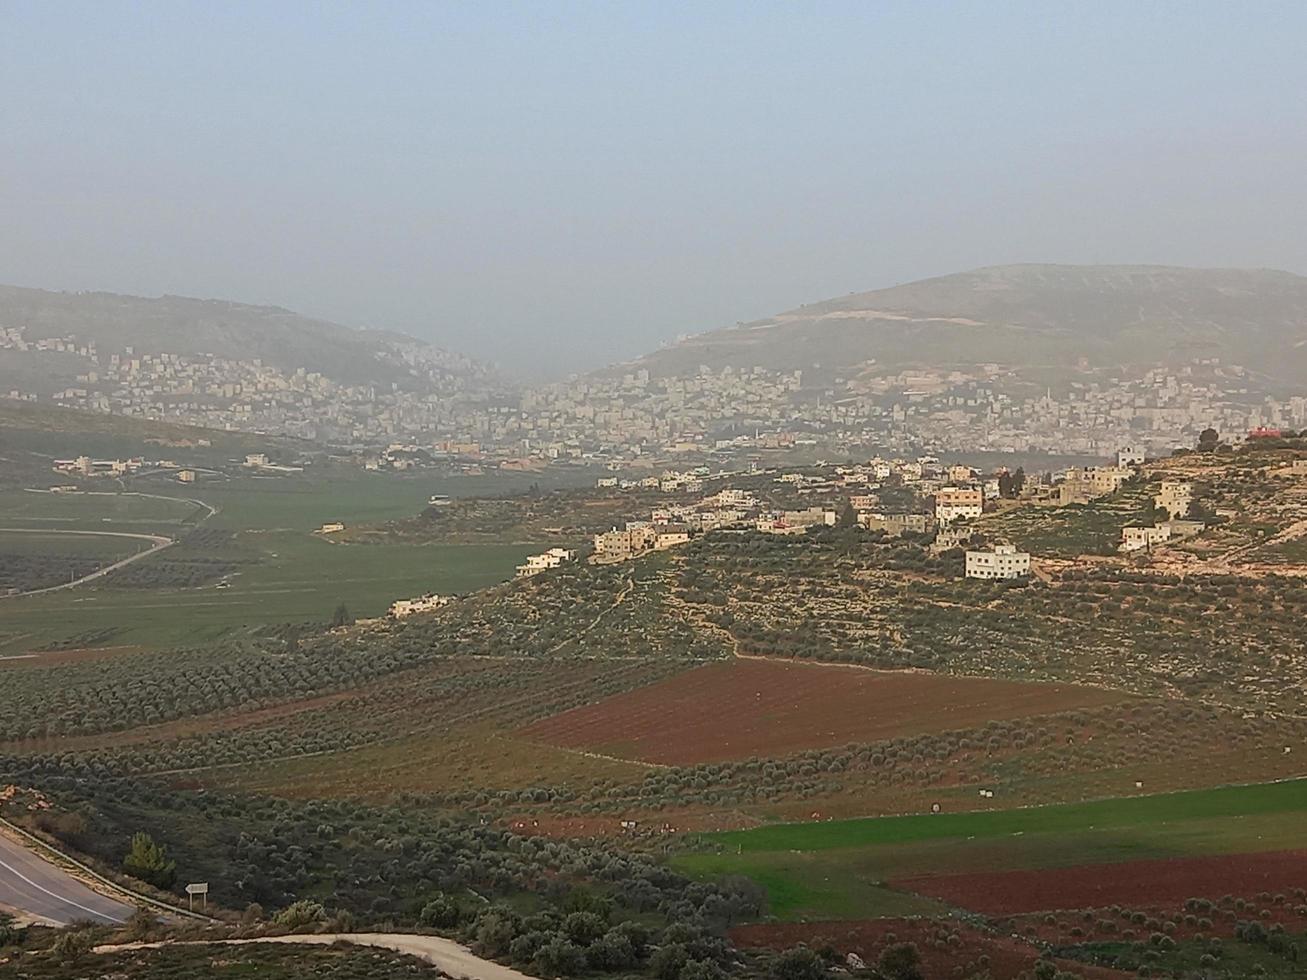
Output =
[
  {"x1": 623, "y1": 265, "x2": 1307, "y2": 385},
  {"x1": 0, "y1": 285, "x2": 498, "y2": 393}
]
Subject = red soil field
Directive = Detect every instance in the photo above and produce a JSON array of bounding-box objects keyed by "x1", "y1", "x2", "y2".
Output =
[
  {"x1": 519, "y1": 657, "x2": 1123, "y2": 765},
  {"x1": 730, "y1": 919, "x2": 1129, "y2": 980},
  {"x1": 896, "y1": 850, "x2": 1307, "y2": 915}
]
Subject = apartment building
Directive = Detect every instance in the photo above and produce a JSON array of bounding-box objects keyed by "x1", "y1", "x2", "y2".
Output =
[
  {"x1": 965, "y1": 544, "x2": 1031, "y2": 580},
  {"x1": 1155, "y1": 480, "x2": 1193, "y2": 518},
  {"x1": 934, "y1": 486, "x2": 984, "y2": 524}
]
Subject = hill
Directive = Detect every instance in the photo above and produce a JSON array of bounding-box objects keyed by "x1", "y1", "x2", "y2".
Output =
[
  {"x1": 0, "y1": 285, "x2": 497, "y2": 393},
  {"x1": 624, "y1": 264, "x2": 1307, "y2": 385}
]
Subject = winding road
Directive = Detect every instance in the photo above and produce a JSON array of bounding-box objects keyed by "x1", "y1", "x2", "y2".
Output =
[
  {"x1": 0, "y1": 527, "x2": 175, "y2": 599},
  {"x1": 0, "y1": 831, "x2": 131, "y2": 925}
]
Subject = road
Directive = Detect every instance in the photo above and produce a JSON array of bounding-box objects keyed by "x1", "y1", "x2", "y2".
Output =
[
  {"x1": 96, "y1": 933, "x2": 541, "y2": 980},
  {"x1": 0, "y1": 831, "x2": 132, "y2": 925},
  {"x1": 0, "y1": 527, "x2": 174, "y2": 599}
]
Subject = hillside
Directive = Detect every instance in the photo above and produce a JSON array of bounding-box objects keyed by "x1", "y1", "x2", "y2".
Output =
[
  {"x1": 0, "y1": 285, "x2": 497, "y2": 393},
  {"x1": 625, "y1": 264, "x2": 1307, "y2": 385}
]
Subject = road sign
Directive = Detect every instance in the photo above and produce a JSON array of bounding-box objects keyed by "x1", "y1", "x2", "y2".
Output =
[{"x1": 185, "y1": 882, "x2": 209, "y2": 911}]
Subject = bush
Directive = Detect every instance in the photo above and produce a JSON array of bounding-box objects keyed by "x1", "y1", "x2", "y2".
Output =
[
  {"x1": 877, "y1": 943, "x2": 924, "y2": 980},
  {"x1": 773, "y1": 946, "x2": 828, "y2": 980},
  {"x1": 533, "y1": 934, "x2": 586, "y2": 976},
  {"x1": 420, "y1": 893, "x2": 462, "y2": 929},
  {"x1": 274, "y1": 900, "x2": 327, "y2": 930}
]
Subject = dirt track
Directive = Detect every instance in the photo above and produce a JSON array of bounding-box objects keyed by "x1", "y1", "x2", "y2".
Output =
[{"x1": 95, "y1": 933, "x2": 541, "y2": 980}]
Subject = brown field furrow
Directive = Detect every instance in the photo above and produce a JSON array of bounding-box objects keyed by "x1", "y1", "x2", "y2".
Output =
[
  {"x1": 895, "y1": 850, "x2": 1307, "y2": 914},
  {"x1": 519, "y1": 657, "x2": 1125, "y2": 765}
]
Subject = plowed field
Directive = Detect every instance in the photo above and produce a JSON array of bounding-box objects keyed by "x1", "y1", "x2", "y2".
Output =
[
  {"x1": 520, "y1": 657, "x2": 1124, "y2": 765},
  {"x1": 895, "y1": 849, "x2": 1307, "y2": 914}
]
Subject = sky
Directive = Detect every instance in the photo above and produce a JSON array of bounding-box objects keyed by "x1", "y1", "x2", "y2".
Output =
[{"x1": 3, "y1": 2, "x2": 1306, "y2": 379}]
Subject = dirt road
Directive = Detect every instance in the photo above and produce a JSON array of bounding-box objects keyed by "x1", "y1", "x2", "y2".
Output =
[{"x1": 95, "y1": 933, "x2": 541, "y2": 980}]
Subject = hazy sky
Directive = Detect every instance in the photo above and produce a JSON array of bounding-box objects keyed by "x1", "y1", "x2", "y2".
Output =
[{"x1": 4, "y1": 2, "x2": 1306, "y2": 378}]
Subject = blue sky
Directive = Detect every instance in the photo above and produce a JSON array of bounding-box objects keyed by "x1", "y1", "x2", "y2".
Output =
[{"x1": 3, "y1": 2, "x2": 1305, "y2": 377}]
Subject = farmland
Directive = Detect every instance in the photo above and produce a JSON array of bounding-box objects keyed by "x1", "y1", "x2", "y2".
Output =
[
  {"x1": 521, "y1": 658, "x2": 1124, "y2": 765},
  {"x1": 675, "y1": 779, "x2": 1307, "y2": 919},
  {"x1": 4, "y1": 445, "x2": 1307, "y2": 980},
  {"x1": 0, "y1": 473, "x2": 554, "y2": 651}
]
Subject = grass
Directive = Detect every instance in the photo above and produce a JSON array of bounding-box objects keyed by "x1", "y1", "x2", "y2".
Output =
[
  {"x1": 0, "y1": 488, "x2": 205, "y2": 531},
  {"x1": 703, "y1": 778, "x2": 1307, "y2": 853},
  {"x1": 0, "y1": 529, "x2": 147, "y2": 560},
  {"x1": 0, "y1": 536, "x2": 538, "y2": 652},
  {"x1": 0, "y1": 470, "x2": 576, "y2": 651},
  {"x1": 673, "y1": 779, "x2": 1307, "y2": 921}
]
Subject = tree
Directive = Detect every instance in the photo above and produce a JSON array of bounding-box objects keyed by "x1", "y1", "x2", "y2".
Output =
[
  {"x1": 838, "y1": 501, "x2": 859, "y2": 528},
  {"x1": 1198, "y1": 427, "x2": 1220, "y2": 451},
  {"x1": 998, "y1": 470, "x2": 1014, "y2": 498},
  {"x1": 1012, "y1": 466, "x2": 1026, "y2": 495},
  {"x1": 876, "y1": 942, "x2": 924, "y2": 980},
  {"x1": 420, "y1": 893, "x2": 462, "y2": 928},
  {"x1": 330, "y1": 603, "x2": 352, "y2": 628},
  {"x1": 122, "y1": 832, "x2": 176, "y2": 889},
  {"x1": 772, "y1": 945, "x2": 828, "y2": 980}
]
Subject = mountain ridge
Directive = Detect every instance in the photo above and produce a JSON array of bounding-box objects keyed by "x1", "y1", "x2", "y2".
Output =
[
  {"x1": 618, "y1": 263, "x2": 1307, "y2": 385},
  {"x1": 0, "y1": 284, "x2": 497, "y2": 393}
]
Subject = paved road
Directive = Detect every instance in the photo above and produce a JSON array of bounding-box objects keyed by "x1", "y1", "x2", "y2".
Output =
[
  {"x1": 0, "y1": 831, "x2": 132, "y2": 925},
  {"x1": 97, "y1": 933, "x2": 541, "y2": 980},
  {"x1": 0, "y1": 527, "x2": 174, "y2": 599}
]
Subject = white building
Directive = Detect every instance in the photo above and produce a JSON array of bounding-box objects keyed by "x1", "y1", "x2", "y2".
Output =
[
  {"x1": 516, "y1": 547, "x2": 577, "y2": 578},
  {"x1": 390, "y1": 594, "x2": 452, "y2": 617},
  {"x1": 1117, "y1": 446, "x2": 1147, "y2": 468},
  {"x1": 1121, "y1": 524, "x2": 1171, "y2": 553},
  {"x1": 965, "y1": 544, "x2": 1031, "y2": 580}
]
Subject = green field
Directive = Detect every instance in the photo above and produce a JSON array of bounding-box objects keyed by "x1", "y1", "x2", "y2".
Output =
[
  {"x1": 674, "y1": 779, "x2": 1307, "y2": 919},
  {"x1": 0, "y1": 488, "x2": 207, "y2": 531},
  {"x1": 0, "y1": 536, "x2": 537, "y2": 652},
  {"x1": 0, "y1": 473, "x2": 557, "y2": 652},
  {"x1": 0, "y1": 528, "x2": 149, "y2": 560}
]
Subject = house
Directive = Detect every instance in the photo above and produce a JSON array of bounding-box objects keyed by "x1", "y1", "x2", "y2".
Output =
[
  {"x1": 177, "y1": 469, "x2": 196, "y2": 483},
  {"x1": 965, "y1": 544, "x2": 1031, "y2": 580},
  {"x1": 1291, "y1": 459, "x2": 1307, "y2": 476},
  {"x1": 755, "y1": 517, "x2": 807, "y2": 535},
  {"x1": 318, "y1": 521, "x2": 346, "y2": 534},
  {"x1": 1057, "y1": 466, "x2": 1132, "y2": 504},
  {"x1": 1117, "y1": 447, "x2": 1147, "y2": 468},
  {"x1": 244, "y1": 453, "x2": 269, "y2": 468},
  {"x1": 389, "y1": 593, "x2": 452, "y2": 618},
  {"x1": 592, "y1": 526, "x2": 659, "y2": 562},
  {"x1": 947, "y1": 464, "x2": 978, "y2": 483},
  {"x1": 934, "y1": 487, "x2": 984, "y2": 524},
  {"x1": 860, "y1": 512, "x2": 934, "y2": 537},
  {"x1": 931, "y1": 524, "x2": 975, "y2": 553},
  {"x1": 516, "y1": 547, "x2": 577, "y2": 577},
  {"x1": 779, "y1": 507, "x2": 837, "y2": 528},
  {"x1": 654, "y1": 529, "x2": 690, "y2": 550},
  {"x1": 1155, "y1": 480, "x2": 1193, "y2": 518},
  {"x1": 1121, "y1": 524, "x2": 1171, "y2": 553},
  {"x1": 596, "y1": 476, "x2": 619, "y2": 488}
]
